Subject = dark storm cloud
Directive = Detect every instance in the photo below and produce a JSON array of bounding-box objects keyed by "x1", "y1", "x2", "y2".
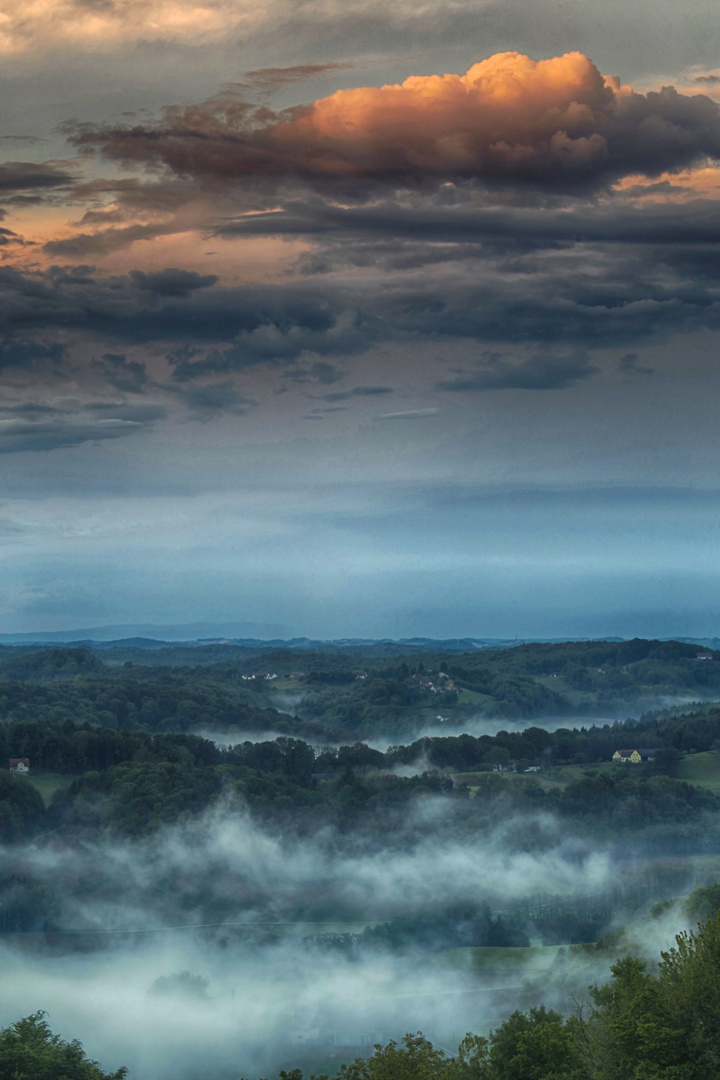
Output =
[
  {"x1": 618, "y1": 352, "x2": 654, "y2": 375},
  {"x1": 2, "y1": 226, "x2": 720, "y2": 392},
  {"x1": 0, "y1": 401, "x2": 165, "y2": 453},
  {"x1": 293, "y1": 238, "x2": 495, "y2": 275},
  {"x1": 0, "y1": 161, "x2": 76, "y2": 192},
  {"x1": 317, "y1": 385, "x2": 394, "y2": 401},
  {"x1": 44, "y1": 221, "x2": 186, "y2": 258},
  {"x1": 93, "y1": 352, "x2": 149, "y2": 393},
  {"x1": 129, "y1": 269, "x2": 218, "y2": 297},
  {"x1": 215, "y1": 196, "x2": 720, "y2": 248},
  {"x1": 0, "y1": 337, "x2": 66, "y2": 372},
  {"x1": 163, "y1": 301, "x2": 378, "y2": 378},
  {"x1": 296, "y1": 360, "x2": 345, "y2": 384},
  {"x1": 164, "y1": 380, "x2": 258, "y2": 416},
  {"x1": 0, "y1": 227, "x2": 26, "y2": 247},
  {"x1": 436, "y1": 351, "x2": 598, "y2": 392},
  {"x1": 242, "y1": 63, "x2": 356, "y2": 95},
  {"x1": 64, "y1": 53, "x2": 720, "y2": 195}
]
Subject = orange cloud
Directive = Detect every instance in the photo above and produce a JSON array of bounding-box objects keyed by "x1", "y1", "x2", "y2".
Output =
[
  {"x1": 70, "y1": 52, "x2": 720, "y2": 192},
  {"x1": 0, "y1": 0, "x2": 257, "y2": 54}
]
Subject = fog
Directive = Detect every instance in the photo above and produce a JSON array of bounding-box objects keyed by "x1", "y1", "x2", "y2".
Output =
[
  {"x1": 7, "y1": 799, "x2": 616, "y2": 928},
  {"x1": 0, "y1": 930, "x2": 545, "y2": 1080},
  {"x1": 1, "y1": 792, "x2": 713, "y2": 1079}
]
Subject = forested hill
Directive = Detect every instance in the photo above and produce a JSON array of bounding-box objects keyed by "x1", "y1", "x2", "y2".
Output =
[
  {"x1": 0, "y1": 637, "x2": 719, "y2": 740},
  {"x1": 4, "y1": 701, "x2": 720, "y2": 846}
]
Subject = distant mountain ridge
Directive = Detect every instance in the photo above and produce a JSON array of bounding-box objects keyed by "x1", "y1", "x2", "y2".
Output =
[{"x1": 2, "y1": 623, "x2": 718, "y2": 651}]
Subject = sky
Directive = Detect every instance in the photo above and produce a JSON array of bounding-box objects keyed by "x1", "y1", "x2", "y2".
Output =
[{"x1": 3, "y1": 0, "x2": 720, "y2": 638}]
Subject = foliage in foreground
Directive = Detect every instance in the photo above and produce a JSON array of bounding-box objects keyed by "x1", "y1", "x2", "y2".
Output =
[
  {"x1": 271, "y1": 910, "x2": 720, "y2": 1080},
  {"x1": 4, "y1": 913, "x2": 720, "y2": 1080},
  {"x1": 0, "y1": 1012, "x2": 126, "y2": 1080}
]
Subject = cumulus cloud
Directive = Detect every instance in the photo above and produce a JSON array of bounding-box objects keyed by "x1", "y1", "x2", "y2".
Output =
[{"x1": 68, "y1": 52, "x2": 720, "y2": 193}]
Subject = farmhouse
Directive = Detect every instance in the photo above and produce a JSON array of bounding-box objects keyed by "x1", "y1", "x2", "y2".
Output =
[
  {"x1": 612, "y1": 749, "x2": 657, "y2": 763},
  {"x1": 9, "y1": 757, "x2": 30, "y2": 774}
]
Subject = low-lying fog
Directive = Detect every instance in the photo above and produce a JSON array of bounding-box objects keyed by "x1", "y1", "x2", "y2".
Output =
[
  {"x1": 194, "y1": 716, "x2": 608, "y2": 754},
  {"x1": 1, "y1": 796, "x2": 712, "y2": 1080},
  {"x1": 196, "y1": 696, "x2": 720, "y2": 753}
]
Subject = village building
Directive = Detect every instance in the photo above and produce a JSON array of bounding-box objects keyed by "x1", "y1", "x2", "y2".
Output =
[
  {"x1": 9, "y1": 758, "x2": 30, "y2": 774},
  {"x1": 612, "y1": 749, "x2": 658, "y2": 763}
]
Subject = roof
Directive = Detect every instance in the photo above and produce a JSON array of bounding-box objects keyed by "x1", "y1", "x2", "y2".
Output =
[{"x1": 615, "y1": 748, "x2": 659, "y2": 757}]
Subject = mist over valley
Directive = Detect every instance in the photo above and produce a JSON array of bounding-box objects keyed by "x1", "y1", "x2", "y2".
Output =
[{"x1": 2, "y1": 636, "x2": 720, "y2": 1076}]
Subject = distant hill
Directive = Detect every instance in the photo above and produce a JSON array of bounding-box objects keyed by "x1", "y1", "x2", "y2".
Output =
[
  {"x1": 0, "y1": 621, "x2": 285, "y2": 644},
  {"x1": 0, "y1": 626, "x2": 628, "y2": 651}
]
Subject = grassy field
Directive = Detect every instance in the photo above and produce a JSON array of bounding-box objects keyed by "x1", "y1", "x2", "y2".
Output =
[
  {"x1": 454, "y1": 755, "x2": 720, "y2": 793},
  {"x1": 677, "y1": 751, "x2": 720, "y2": 793},
  {"x1": 453, "y1": 763, "x2": 619, "y2": 791},
  {"x1": 25, "y1": 773, "x2": 77, "y2": 806},
  {"x1": 434, "y1": 945, "x2": 560, "y2": 975}
]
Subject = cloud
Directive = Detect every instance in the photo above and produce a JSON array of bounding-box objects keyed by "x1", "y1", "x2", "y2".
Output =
[
  {"x1": 242, "y1": 63, "x2": 357, "y2": 96},
  {"x1": 0, "y1": 161, "x2": 77, "y2": 192},
  {"x1": 0, "y1": 226, "x2": 27, "y2": 247},
  {"x1": 129, "y1": 269, "x2": 218, "y2": 298},
  {"x1": 318, "y1": 385, "x2": 394, "y2": 402},
  {"x1": 617, "y1": 351, "x2": 654, "y2": 375},
  {"x1": 93, "y1": 352, "x2": 149, "y2": 393},
  {"x1": 165, "y1": 380, "x2": 258, "y2": 417},
  {"x1": 67, "y1": 52, "x2": 720, "y2": 194},
  {"x1": 163, "y1": 307, "x2": 379, "y2": 379},
  {"x1": 0, "y1": 236, "x2": 718, "y2": 393},
  {"x1": 44, "y1": 221, "x2": 188, "y2": 258},
  {"x1": 436, "y1": 352, "x2": 599, "y2": 391},
  {"x1": 0, "y1": 400, "x2": 165, "y2": 453},
  {"x1": 0, "y1": 0, "x2": 263, "y2": 54},
  {"x1": 377, "y1": 407, "x2": 439, "y2": 419},
  {"x1": 216, "y1": 194, "x2": 720, "y2": 247},
  {"x1": 0, "y1": 337, "x2": 66, "y2": 372}
]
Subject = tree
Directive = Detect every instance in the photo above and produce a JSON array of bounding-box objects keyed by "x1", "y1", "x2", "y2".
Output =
[
  {"x1": 684, "y1": 883, "x2": 720, "y2": 925},
  {"x1": 487, "y1": 1007, "x2": 586, "y2": 1080},
  {"x1": 659, "y1": 910, "x2": 720, "y2": 1075},
  {"x1": 149, "y1": 970, "x2": 210, "y2": 999},
  {"x1": 335, "y1": 1033, "x2": 450, "y2": 1080},
  {"x1": 0, "y1": 1012, "x2": 126, "y2": 1080},
  {"x1": 486, "y1": 747, "x2": 511, "y2": 771},
  {"x1": 578, "y1": 954, "x2": 697, "y2": 1079}
]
